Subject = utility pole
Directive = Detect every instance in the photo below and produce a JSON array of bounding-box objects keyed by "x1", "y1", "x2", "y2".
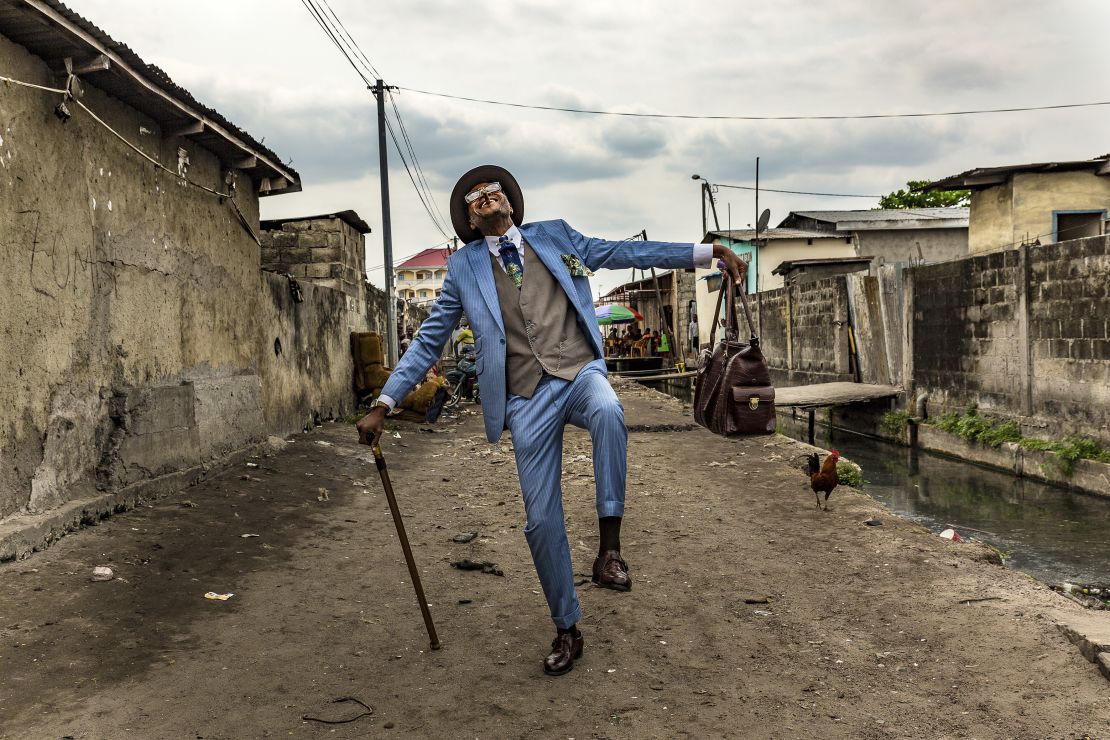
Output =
[{"x1": 373, "y1": 79, "x2": 399, "y2": 366}]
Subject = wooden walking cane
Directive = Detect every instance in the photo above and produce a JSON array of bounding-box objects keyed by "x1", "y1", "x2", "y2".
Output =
[{"x1": 372, "y1": 443, "x2": 441, "y2": 650}]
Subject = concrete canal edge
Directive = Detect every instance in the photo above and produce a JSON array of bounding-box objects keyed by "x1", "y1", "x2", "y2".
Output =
[{"x1": 915, "y1": 424, "x2": 1110, "y2": 499}]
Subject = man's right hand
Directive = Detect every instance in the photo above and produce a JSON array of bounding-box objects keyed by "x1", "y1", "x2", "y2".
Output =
[{"x1": 356, "y1": 405, "x2": 388, "y2": 448}]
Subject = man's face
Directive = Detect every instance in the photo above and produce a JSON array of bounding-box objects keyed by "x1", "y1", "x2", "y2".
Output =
[{"x1": 467, "y1": 181, "x2": 512, "y2": 228}]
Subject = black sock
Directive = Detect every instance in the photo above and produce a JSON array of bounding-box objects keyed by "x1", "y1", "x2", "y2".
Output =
[
  {"x1": 599, "y1": 516, "x2": 622, "y2": 554},
  {"x1": 557, "y1": 624, "x2": 578, "y2": 635}
]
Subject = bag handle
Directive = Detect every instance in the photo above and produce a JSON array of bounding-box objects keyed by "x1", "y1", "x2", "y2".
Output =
[{"x1": 708, "y1": 260, "x2": 757, "y2": 345}]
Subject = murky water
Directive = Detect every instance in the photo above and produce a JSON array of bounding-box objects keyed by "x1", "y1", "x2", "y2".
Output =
[{"x1": 644, "y1": 378, "x2": 1110, "y2": 586}]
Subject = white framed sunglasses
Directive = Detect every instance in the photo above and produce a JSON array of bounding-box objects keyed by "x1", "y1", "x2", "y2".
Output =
[{"x1": 464, "y1": 181, "x2": 502, "y2": 204}]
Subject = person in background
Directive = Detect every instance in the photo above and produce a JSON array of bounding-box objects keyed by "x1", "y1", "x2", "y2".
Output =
[
  {"x1": 454, "y1": 318, "x2": 474, "y2": 357},
  {"x1": 688, "y1": 315, "x2": 699, "y2": 353},
  {"x1": 658, "y1": 330, "x2": 670, "y2": 361}
]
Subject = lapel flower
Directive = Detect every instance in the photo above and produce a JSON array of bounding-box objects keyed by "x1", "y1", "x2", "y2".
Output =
[{"x1": 560, "y1": 253, "x2": 594, "y2": 277}]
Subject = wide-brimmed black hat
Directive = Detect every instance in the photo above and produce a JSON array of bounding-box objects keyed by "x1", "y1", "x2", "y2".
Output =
[{"x1": 449, "y1": 165, "x2": 524, "y2": 244}]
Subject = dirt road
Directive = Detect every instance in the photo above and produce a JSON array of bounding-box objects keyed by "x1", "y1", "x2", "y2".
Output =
[{"x1": 1, "y1": 380, "x2": 1108, "y2": 738}]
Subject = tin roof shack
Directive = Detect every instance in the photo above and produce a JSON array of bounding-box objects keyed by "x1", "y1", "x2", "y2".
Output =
[
  {"x1": 925, "y1": 155, "x2": 1110, "y2": 254},
  {"x1": 778, "y1": 208, "x2": 968, "y2": 268},
  {"x1": 0, "y1": 3, "x2": 365, "y2": 555},
  {"x1": 772, "y1": 256, "x2": 873, "y2": 286},
  {"x1": 598, "y1": 268, "x2": 698, "y2": 358}
]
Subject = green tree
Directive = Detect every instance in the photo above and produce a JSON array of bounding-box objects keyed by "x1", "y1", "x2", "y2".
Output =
[{"x1": 878, "y1": 180, "x2": 970, "y2": 209}]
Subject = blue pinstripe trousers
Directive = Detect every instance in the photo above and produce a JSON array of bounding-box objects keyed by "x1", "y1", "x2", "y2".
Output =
[{"x1": 505, "y1": 359, "x2": 626, "y2": 629}]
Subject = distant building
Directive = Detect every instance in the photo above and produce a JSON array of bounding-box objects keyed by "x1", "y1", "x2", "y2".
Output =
[
  {"x1": 699, "y1": 228, "x2": 855, "y2": 294},
  {"x1": 597, "y1": 269, "x2": 698, "y2": 359},
  {"x1": 395, "y1": 247, "x2": 450, "y2": 306},
  {"x1": 925, "y1": 155, "x2": 1109, "y2": 254},
  {"x1": 777, "y1": 208, "x2": 968, "y2": 267},
  {"x1": 694, "y1": 228, "x2": 855, "y2": 349}
]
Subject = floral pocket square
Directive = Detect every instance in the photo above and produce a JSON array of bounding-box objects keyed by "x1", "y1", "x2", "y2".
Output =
[{"x1": 560, "y1": 253, "x2": 594, "y2": 277}]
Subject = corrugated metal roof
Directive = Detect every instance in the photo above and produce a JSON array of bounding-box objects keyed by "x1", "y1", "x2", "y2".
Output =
[
  {"x1": 925, "y1": 156, "x2": 1109, "y2": 191},
  {"x1": 396, "y1": 247, "x2": 450, "y2": 269},
  {"x1": 779, "y1": 207, "x2": 969, "y2": 231},
  {"x1": 786, "y1": 208, "x2": 968, "y2": 222},
  {"x1": 701, "y1": 228, "x2": 841, "y2": 244},
  {"x1": 771, "y1": 256, "x2": 874, "y2": 276},
  {"x1": 261, "y1": 211, "x2": 371, "y2": 235},
  {"x1": 0, "y1": 0, "x2": 300, "y2": 194}
]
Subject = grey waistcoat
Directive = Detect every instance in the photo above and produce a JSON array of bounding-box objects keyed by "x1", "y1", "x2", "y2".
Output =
[{"x1": 490, "y1": 241, "x2": 596, "y2": 398}]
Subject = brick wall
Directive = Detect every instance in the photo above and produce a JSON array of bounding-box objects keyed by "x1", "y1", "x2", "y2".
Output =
[
  {"x1": 1028, "y1": 236, "x2": 1110, "y2": 435},
  {"x1": 747, "y1": 277, "x2": 852, "y2": 385},
  {"x1": 261, "y1": 216, "x2": 365, "y2": 301},
  {"x1": 910, "y1": 250, "x2": 1024, "y2": 413},
  {"x1": 909, "y1": 235, "x2": 1110, "y2": 443}
]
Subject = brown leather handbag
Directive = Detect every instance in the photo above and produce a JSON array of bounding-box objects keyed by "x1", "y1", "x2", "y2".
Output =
[{"x1": 693, "y1": 276, "x2": 776, "y2": 436}]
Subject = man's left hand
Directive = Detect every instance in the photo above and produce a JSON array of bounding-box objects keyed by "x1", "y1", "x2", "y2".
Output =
[{"x1": 712, "y1": 244, "x2": 748, "y2": 287}]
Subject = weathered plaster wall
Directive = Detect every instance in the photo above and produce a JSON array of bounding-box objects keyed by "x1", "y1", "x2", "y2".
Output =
[
  {"x1": 756, "y1": 238, "x2": 855, "y2": 292},
  {"x1": 856, "y1": 228, "x2": 968, "y2": 266},
  {"x1": 257, "y1": 273, "x2": 368, "y2": 435},
  {"x1": 0, "y1": 34, "x2": 271, "y2": 519},
  {"x1": 969, "y1": 172, "x2": 1110, "y2": 255},
  {"x1": 1012, "y1": 171, "x2": 1110, "y2": 247},
  {"x1": 968, "y1": 181, "x2": 1014, "y2": 254}
]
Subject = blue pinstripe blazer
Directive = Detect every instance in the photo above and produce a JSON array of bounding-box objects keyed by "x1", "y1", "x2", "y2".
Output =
[{"x1": 381, "y1": 219, "x2": 696, "y2": 442}]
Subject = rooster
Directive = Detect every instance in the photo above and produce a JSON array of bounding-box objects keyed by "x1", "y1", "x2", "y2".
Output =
[{"x1": 806, "y1": 449, "x2": 840, "y2": 510}]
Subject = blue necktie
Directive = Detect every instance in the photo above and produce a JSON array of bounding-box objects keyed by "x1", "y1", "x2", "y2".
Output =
[{"x1": 498, "y1": 235, "x2": 524, "y2": 288}]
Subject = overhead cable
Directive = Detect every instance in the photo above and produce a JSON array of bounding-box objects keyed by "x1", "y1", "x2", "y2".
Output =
[
  {"x1": 713, "y1": 182, "x2": 881, "y2": 198},
  {"x1": 317, "y1": 0, "x2": 382, "y2": 80},
  {"x1": 384, "y1": 115, "x2": 450, "y2": 238},
  {"x1": 397, "y1": 86, "x2": 1110, "y2": 121},
  {"x1": 388, "y1": 91, "x2": 451, "y2": 234},
  {"x1": 300, "y1": 0, "x2": 372, "y2": 87}
]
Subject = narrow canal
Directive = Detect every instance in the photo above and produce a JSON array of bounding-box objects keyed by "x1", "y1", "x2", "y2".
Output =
[{"x1": 643, "y1": 378, "x2": 1110, "y2": 587}]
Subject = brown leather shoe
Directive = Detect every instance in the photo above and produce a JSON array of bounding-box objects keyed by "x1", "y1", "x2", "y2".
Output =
[
  {"x1": 543, "y1": 630, "x2": 584, "y2": 676},
  {"x1": 592, "y1": 550, "x2": 632, "y2": 592}
]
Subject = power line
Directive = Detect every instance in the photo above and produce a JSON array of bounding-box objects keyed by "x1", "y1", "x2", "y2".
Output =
[
  {"x1": 366, "y1": 240, "x2": 454, "y2": 272},
  {"x1": 299, "y1": 0, "x2": 371, "y2": 87},
  {"x1": 384, "y1": 114, "x2": 450, "y2": 238},
  {"x1": 713, "y1": 182, "x2": 881, "y2": 198},
  {"x1": 317, "y1": 0, "x2": 382, "y2": 80},
  {"x1": 388, "y1": 91, "x2": 451, "y2": 235},
  {"x1": 397, "y1": 86, "x2": 1110, "y2": 122},
  {"x1": 299, "y1": 2, "x2": 450, "y2": 239}
]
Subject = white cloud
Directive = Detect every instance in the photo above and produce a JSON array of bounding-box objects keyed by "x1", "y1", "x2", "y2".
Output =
[{"x1": 70, "y1": 0, "x2": 1110, "y2": 295}]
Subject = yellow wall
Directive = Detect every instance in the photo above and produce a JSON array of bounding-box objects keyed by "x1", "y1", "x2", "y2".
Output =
[
  {"x1": 968, "y1": 181, "x2": 1013, "y2": 253},
  {"x1": 969, "y1": 171, "x2": 1110, "y2": 254}
]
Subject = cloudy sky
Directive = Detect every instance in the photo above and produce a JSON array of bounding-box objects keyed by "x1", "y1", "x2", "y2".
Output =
[{"x1": 75, "y1": 0, "x2": 1109, "y2": 294}]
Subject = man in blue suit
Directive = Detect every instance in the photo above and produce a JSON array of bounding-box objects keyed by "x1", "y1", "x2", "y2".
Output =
[{"x1": 358, "y1": 165, "x2": 745, "y2": 675}]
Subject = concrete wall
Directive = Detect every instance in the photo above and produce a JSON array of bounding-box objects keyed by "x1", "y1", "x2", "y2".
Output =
[
  {"x1": 908, "y1": 235, "x2": 1110, "y2": 444},
  {"x1": 1028, "y1": 236, "x2": 1110, "y2": 437},
  {"x1": 968, "y1": 172, "x2": 1110, "y2": 254},
  {"x1": 0, "y1": 33, "x2": 269, "y2": 519},
  {"x1": 261, "y1": 216, "x2": 366, "y2": 301},
  {"x1": 0, "y1": 33, "x2": 381, "y2": 531},
  {"x1": 740, "y1": 277, "x2": 852, "y2": 386},
  {"x1": 909, "y1": 250, "x2": 1025, "y2": 414},
  {"x1": 856, "y1": 227, "x2": 968, "y2": 267}
]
